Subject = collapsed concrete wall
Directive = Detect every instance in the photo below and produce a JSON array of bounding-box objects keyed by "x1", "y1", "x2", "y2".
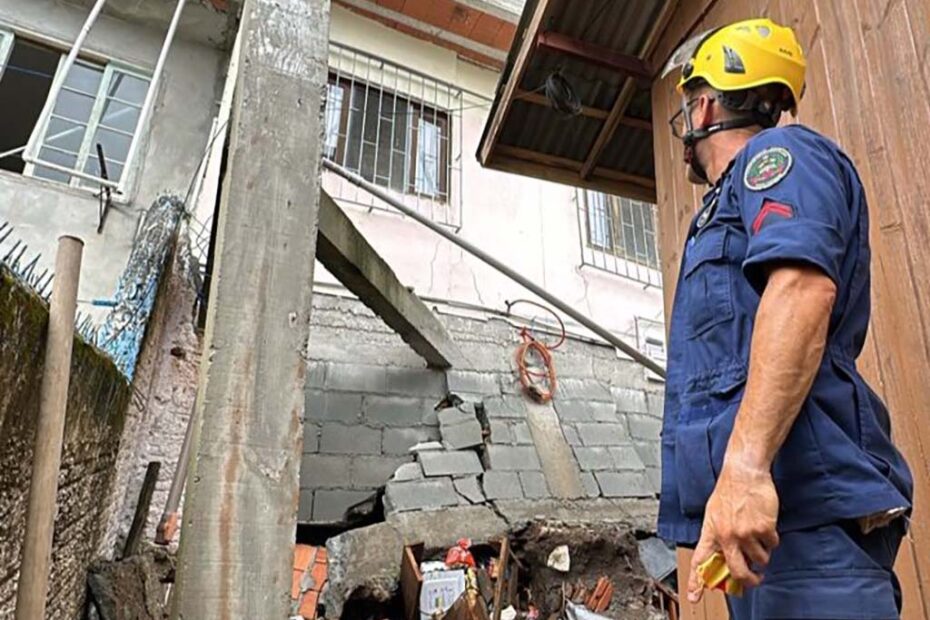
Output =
[
  {"x1": 301, "y1": 293, "x2": 664, "y2": 523},
  {"x1": 0, "y1": 266, "x2": 132, "y2": 618}
]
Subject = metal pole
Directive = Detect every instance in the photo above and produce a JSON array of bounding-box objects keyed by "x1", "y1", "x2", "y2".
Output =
[
  {"x1": 123, "y1": 0, "x2": 188, "y2": 185},
  {"x1": 14, "y1": 236, "x2": 84, "y2": 620},
  {"x1": 23, "y1": 0, "x2": 108, "y2": 158},
  {"x1": 322, "y1": 159, "x2": 667, "y2": 378}
]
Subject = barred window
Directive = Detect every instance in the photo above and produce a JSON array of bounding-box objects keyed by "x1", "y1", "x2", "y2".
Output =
[
  {"x1": 578, "y1": 189, "x2": 662, "y2": 287},
  {"x1": 324, "y1": 74, "x2": 450, "y2": 202}
]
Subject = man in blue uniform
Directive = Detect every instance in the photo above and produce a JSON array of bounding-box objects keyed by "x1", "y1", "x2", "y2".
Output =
[{"x1": 658, "y1": 18, "x2": 914, "y2": 619}]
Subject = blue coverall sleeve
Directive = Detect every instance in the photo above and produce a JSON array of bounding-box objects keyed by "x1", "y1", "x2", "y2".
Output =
[{"x1": 735, "y1": 129, "x2": 853, "y2": 293}]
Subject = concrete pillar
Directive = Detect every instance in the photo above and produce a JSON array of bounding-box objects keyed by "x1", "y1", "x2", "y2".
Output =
[{"x1": 170, "y1": 0, "x2": 330, "y2": 617}]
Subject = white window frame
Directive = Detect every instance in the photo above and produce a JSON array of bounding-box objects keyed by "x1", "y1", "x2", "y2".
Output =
[
  {"x1": 0, "y1": 25, "x2": 152, "y2": 199},
  {"x1": 635, "y1": 317, "x2": 667, "y2": 383}
]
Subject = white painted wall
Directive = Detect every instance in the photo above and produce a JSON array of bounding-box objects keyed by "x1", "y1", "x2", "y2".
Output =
[
  {"x1": 320, "y1": 5, "x2": 664, "y2": 343},
  {"x1": 0, "y1": 0, "x2": 224, "y2": 319}
]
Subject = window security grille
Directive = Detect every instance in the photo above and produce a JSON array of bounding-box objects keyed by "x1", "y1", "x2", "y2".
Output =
[
  {"x1": 577, "y1": 189, "x2": 662, "y2": 287},
  {"x1": 322, "y1": 42, "x2": 468, "y2": 229}
]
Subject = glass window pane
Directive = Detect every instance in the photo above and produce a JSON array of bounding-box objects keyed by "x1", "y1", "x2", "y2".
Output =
[
  {"x1": 34, "y1": 147, "x2": 77, "y2": 182},
  {"x1": 90, "y1": 127, "x2": 132, "y2": 163},
  {"x1": 99, "y1": 98, "x2": 140, "y2": 133},
  {"x1": 84, "y1": 154, "x2": 123, "y2": 182},
  {"x1": 53, "y1": 89, "x2": 95, "y2": 122},
  {"x1": 586, "y1": 191, "x2": 612, "y2": 249},
  {"x1": 323, "y1": 83, "x2": 343, "y2": 158},
  {"x1": 63, "y1": 62, "x2": 103, "y2": 95},
  {"x1": 107, "y1": 72, "x2": 148, "y2": 104},
  {"x1": 415, "y1": 117, "x2": 440, "y2": 196},
  {"x1": 44, "y1": 117, "x2": 86, "y2": 152}
]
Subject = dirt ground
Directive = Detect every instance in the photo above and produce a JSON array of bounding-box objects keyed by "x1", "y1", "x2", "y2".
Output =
[{"x1": 510, "y1": 521, "x2": 663, "y2": 619}]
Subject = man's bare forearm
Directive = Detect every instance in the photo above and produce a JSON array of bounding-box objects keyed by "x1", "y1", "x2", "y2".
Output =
[{"x1": 725, "y1": 264, "x2": 837, "y2": 473}]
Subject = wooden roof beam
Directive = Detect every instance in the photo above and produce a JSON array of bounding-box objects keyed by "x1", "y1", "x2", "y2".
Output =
[
  {"x1": 535, "y1": 31, "x2": 653, "y2": 84},
  {"x1": 480, "y1": 0, "x2": 556, "y2": 164},
  {"x1": 580, "y1": 0, "x2": 678, "y2": 180},
  {"x1": 514, "y1": 89, "x2": 652, "y2": 131}
]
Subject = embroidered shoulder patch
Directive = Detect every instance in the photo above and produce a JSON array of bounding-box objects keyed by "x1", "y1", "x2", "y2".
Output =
[{"x1": 744, "y1": 147, "x2": 793, "y2": 191}]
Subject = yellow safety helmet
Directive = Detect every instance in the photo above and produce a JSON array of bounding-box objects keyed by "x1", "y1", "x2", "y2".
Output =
[{"x1": 665, "y1": 18, "x2": 806, "y2": 114}]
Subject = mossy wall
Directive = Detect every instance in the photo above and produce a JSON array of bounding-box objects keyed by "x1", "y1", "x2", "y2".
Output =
[{"x1": 0, "y1": 266, "x2": 131, "y2": 618}]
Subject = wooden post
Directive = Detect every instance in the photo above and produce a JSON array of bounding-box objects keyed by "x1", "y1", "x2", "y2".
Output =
[
  {"x1": 169, "y1": 0, "x2": 330, "y2": 617},
  {"x1": 14, "y1": 235, "x2": 83, "y2": 620},
  {"x1": 122, "y1": 461, "x2": 161, "y2": 559}
]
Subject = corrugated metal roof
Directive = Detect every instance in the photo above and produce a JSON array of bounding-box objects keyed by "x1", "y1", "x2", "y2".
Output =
[{"x1": 478, "y1": 0, "x2": 669, "y2": 201}]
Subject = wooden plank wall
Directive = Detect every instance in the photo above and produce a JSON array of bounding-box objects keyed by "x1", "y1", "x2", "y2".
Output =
[{"x1": 649, "y1": 1, "x2": 930, "y2": 618}]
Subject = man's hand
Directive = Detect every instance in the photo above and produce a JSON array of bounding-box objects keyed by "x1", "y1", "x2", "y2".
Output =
[{"x1": 687, "y1": 456, "x2": 780, "y2": 603}]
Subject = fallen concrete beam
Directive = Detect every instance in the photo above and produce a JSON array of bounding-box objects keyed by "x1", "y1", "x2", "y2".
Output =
[{"x1": 316, "y1": 191, "x2": 465, "y2": 369}]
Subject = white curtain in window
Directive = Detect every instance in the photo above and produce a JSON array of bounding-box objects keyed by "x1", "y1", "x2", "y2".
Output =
[
  {"x1": 415, "y1": 117, "x2": 440, "y2": 196},
  {"x1": 586, "y1": 190, "x2": 611, "y2": 249},
  {"x1": 323, "y1": 83, "x2": 343, "y2": 159}
]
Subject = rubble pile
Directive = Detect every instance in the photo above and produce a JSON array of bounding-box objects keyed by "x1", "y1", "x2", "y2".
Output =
[{"x1": 321, "y1": 518, "x2": 675, "y2": 620}]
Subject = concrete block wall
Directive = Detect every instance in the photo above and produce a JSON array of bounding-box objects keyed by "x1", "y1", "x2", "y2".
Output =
[
  {"x1": 301, "y1": 293, "x2": 665, "y2": 523},
  {"x1": 0, "y1": 267, "x2": 132, "y2": 618}
]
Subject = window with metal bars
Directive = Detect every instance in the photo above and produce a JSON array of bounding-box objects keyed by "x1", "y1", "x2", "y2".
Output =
[
  {"x1": 324, "y1": 73, "x2": 450, "y2": 201},
  {"x1": 0, "y1": 27, "x2": 150, "y2": 191},
  {"x1": 578, "y1": 189, "x2": 662, "y2": 287}
]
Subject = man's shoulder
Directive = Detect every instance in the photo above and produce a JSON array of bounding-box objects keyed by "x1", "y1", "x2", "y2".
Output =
[{"x1": 743, "y1": 124, "x2": 838, "y2": 158}]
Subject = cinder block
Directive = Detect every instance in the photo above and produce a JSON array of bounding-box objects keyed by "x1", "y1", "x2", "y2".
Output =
[
  {"x1": 486, "y1": 445, "x2": 541, "y2": 471},
  {"x1": 633, "y1": 440, "x2": 661, "y2": 468},
  {"x1": 626, "y1": 413, "x2": 662, "y2": 441},
  {"x1": 611, "y1": 387, "x2": 649, "y2": 414},
  {"x1": 306, "y1": 391, "x2": 363, "y2": 423},
  {"x1": 419, "y1": 450, "x2": 484, "y2": 477},
  {"x1": 320, "y1": 424, "x2": 381, "y2": 455},
  {"x1": 385, "y1": 366, "x2": 446, "y2": 397},
  {"x1": 300, "y1": 454, "x2": 351, "y2": 488},
  {"x1": 557, "y1": 378, "x2": 613, "y2": 402},
  {"x1": 306, "y1": 360, "x2": 327, "y2": 389},
  {"x1": 383, "y1": 427, "x2": 438, "y2": 455},
  {"x1": 594, "y1": 471, "x2": 653, "y2": 498},
  {"x1": 646, "y1": 392, "x2": 665, "y2": 418},
  {"x1": 446, "y1": 370, "x2": 501, "y2": 396},
  {"x1": 441, "y1": 420, "x2": 484, "y2": 450},
  {"x1": 453, "y1": 476, "x2": 486, "y2": 504},
  {"x1": 352, "y1": 456, "x2": 411, "y2": 487},
  {"x1": 384, "y1": 478, "x2": 460, "y2": 513},
  {"x1": 303, "y1": 423, "x2": 320, "y2": 454},
  {"x1": 325, "y1": 363, "x2": 387, "y2": 393},
  {"x1": 645, "y1": 467, "x2": 662, "y2": 493},
  {"x1": 573, "y1": 447, "x2": 614, "y2": 471},
  {"x1": 483, "y1": 395, "x2": 527, "y2": 419},
  {"x1": 312, "y1": 489, "x2": 374, "y2": 522},
  {"x1": 609, "y1": 445, "x2": 646, "y2": 470},
  {"x1": 576, "y1": 423, "x2": 631, "y2": 446},
  {"x1": 561, "y1": 425, "x2": 581, "y2": 446},
  {"x1": 512, "y1": 422, "x2": 533, "y2": 445},
  {"x1": 364, "y1": 396, "x2": 429, "y2": 427},
  {"x1": 580, "y1": 472, "x2": 601, "y2": 498},
  {"x1": 298, "y1": 491, "x2": 314, "y2": 521},
  {"x1": 519, "y1": 471, "x2": 549, "y2": 499},
  {"x1": 551, "y1": 399, "x2": 595, "y2": 422},
  {"x1": 489, "y1": 420, "x2": 512, "y2": 444},
  {"x1": 482, "y1": 471, "x2": 523, "y2": 500},
  {"x1": 392, "y1": 462, "x2": 424, "y2": 482}
]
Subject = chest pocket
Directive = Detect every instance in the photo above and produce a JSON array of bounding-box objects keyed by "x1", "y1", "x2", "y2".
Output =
[{"x1": 682, "y1": 226, "x2": 733, "y2": 338}]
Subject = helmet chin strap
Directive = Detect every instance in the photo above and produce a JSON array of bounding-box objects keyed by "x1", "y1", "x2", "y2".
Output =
[{"x1": 682, "y1": 117, "x2": 759, "y2": 184}]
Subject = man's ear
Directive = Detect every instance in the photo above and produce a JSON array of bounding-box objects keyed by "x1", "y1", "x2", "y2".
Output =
[{"x1": 695, "y1": 94, "x2": 714, "y2": 129}]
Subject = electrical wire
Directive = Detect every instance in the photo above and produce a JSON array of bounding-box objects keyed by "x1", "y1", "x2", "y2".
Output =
[
  {"x1": 506, "y1": 299, "x2": 566, "y2": 403},
  {"x1": 544, "y1": 72, "x2": 582, "y2": 117}
]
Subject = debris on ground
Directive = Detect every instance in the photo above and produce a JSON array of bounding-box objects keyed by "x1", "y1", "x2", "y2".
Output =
[
  {"x1": 85, "y1": 547, "x2": 175, "y2": 620},
  {"x1": 371, "y1": 521, "x2": 671, "y2": 620},
  {"x1": 292, "y1": 544, "x2": 329, "y2": 619}
]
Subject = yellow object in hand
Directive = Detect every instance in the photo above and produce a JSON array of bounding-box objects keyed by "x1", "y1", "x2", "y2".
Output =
[{"x1": 697, "y1": 552, "x2": 744, "y2": 597}]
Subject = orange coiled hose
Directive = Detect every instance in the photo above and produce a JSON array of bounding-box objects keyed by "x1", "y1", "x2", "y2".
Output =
[{"x1": 508, "y1": 300, "x2": 566, "y2": 403}]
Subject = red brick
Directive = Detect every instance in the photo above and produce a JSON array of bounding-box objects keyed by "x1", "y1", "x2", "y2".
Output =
[
  {"x1": 448, "y1": 3, "x2": 480, "y2": 38},
  {"x1": 470, "y1": 13, "x2": 504, "y2": 48},
  {"x1": 493, "y1": 22, "x2": 517, "y2": 50}
]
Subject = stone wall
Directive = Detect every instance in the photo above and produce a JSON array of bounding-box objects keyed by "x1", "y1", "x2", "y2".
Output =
[
  {"x1": 301, "y1": 293, "x2": 664, "y2": 523},
  {"x1": 0, "y1": 266, "x2": 132, "y2": 618}
]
